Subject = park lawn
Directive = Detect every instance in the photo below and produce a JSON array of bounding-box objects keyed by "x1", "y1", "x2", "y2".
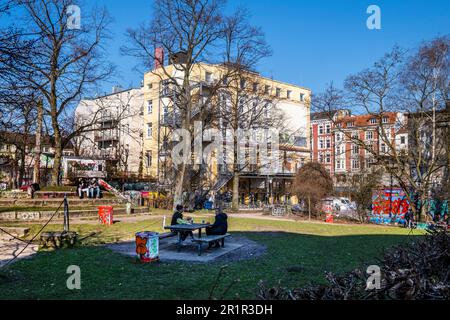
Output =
[{"x1": 0, "y1": 216, "x2": 425, "y2": 300}]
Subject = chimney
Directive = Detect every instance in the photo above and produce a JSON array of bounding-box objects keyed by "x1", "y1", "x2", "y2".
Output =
[
  {"x1": 112, "y1": 86, "x2": 123, "y2": 94},
  {"x1": 154, "y1": 47, "x2": 164, "y2": 70}
]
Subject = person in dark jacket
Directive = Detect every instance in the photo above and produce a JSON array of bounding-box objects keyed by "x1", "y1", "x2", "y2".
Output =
[
  {"x1": 206, "y1": 208, "x2": 228, "y2": 248},
  {"x1": 171, "y1": 204, "x2": 193, "y2": 241},
  {"x1": 171, "y1": 204, "x2": 185, "y2": 225},
  {"x1": 405, "y1": 209, "x2": 414, "y2": 229}
]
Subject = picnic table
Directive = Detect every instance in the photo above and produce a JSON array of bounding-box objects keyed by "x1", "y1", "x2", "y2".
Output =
[
  {"x1": 164, "y1": 223, "x2": 210, "y2": 251},
  {"x1": 164, "y1": 223, "x2": 231, "y2": 255}
]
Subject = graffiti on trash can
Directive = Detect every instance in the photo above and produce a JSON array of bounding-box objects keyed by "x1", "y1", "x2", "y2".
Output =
[
  {"x1": 135, "y1": 232, "x2": 159, "y2": 262},
  {"x1": 135, "y1": 236, "x2": 148, "y2": 257}
]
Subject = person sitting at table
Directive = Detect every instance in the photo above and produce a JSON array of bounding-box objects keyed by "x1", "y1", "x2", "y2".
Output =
[
  {"x1": 206, "y1": 208, "x2": 228, "y2": 248},
  {"x1": 171, "y1": 204, "x2": 193, "y2": 241}
]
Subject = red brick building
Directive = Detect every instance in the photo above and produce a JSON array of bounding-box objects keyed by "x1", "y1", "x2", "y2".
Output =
[
  {"x1": 310, "y1": 110, "x2": 351, "y2": 176},
  {"x1": 311, "y1": 111, "x2": 408, "y2": 189}
]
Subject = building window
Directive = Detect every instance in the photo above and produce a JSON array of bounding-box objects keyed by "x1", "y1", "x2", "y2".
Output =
[
  {"x1": 347, "y1": 122, "x2": 354, "y2": 127},
  {"x1": 369, "y1": 118, "x2": 377, "y2": 124},
  {"x1": 352, "y1": 159, "x2": 360, "y2": 170},
  {"x1": 264, "y1": 85, "x2": 270, "y2": 94},
  {"x1": 326, "y1": 124, "x2": 331, "y2": 134},
  {"x1": 352, "y1": 144, "x2": 359, "y2": 155},
  {"x1": 287, "y1": 90, "x2": 292, "y2": 99},
  {"x1": 147, "y1": 100, "x2": 153, "y2": 114},
  {"x1": 147, "y1": 83, "x2": 153, "y2": 89},
  {"x1": 382, "y1": 117, "x2": 388, "y2": 124},
  {"x1": 400, "y1": 136, "x2": 406, "y2": 144},
  {"x1": 240, "y1": 79, "x2": 246, "y2": 89},
  {"x1": 147, "y1": 123, "x2": 153, "y2": 139},
  {"x1": 300, "y1": 93, "x2": 305, "y2": 101},
  {"x1": 366, "y1": 158, "x2": 375, "y2": 168},
  {"x1": 205, "y1": 72, "x2": 212, "y2": 83},
  {"x1": 276, "y1": 88, "x2": 281, "y2": 97},
  {"x1": 319, "y1": 125, "x2": 324, "y2": 135},
  {"x1": 366, "y1": 131, "x2": 373, "y2": 140},
  {"x1": 146, "y1": 151, "x2": 152, "y2": 167},
  {"x1": 326, "y1": 138, "x2": 331, "y2": 149},
  {"x1": 253, "y1": 82, "x2": 258, "y2": 92},
  {"x1": 326, "y1": 153, "x2": 331, "y2": 164},
  {"x1": 319, "y1": 138, "x2": 324, "y2": 149},
  {"x1": 336, "y1": 133, "x2": 342, "y2": 142}
]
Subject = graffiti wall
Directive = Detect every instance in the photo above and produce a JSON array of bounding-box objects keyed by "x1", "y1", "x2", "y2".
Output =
[{"x1": 370, "y1": 188, "x2": 409, "y2": 224}]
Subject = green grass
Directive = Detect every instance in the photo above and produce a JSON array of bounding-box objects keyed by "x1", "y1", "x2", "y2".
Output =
[{"x1": 0, "y1": 216, "x2": 424, "y2": 300}]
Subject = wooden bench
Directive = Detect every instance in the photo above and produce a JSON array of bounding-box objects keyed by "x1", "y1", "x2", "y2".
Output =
[{"x1": 191, "y1": 233, "x2": 231, "y2": 256}]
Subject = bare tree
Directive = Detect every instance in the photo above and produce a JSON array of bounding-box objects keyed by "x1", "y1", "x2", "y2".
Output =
[
  {"x1": 349, "y1": 165, "x2": 383, "y2": 223},
  {"x1": 293, "y1": 162, "x2": 333, "y2": 220},
  {"x1": 314, "y1": 37, "x2": 450, "y2": 222},
  {"x1": 123, "y1": 0, "x2": 276, "y2": 208},
  {"x1": 13, "y1": 0, "x2": 115, "y2": 186}
]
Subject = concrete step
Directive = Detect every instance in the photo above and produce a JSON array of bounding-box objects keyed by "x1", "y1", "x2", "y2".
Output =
[
  {"x1": 0, "y1": 198, "x2": 125, "y2": 207},
  {"x1": 33, "y1": 191, "x2": 116, "y2": 199},
  {"x1": 0, "y1": 206, "x2": 150, "y2": 222},
  {"x1": 34, "y1": 191, "x2": 77, "y2": 198}
]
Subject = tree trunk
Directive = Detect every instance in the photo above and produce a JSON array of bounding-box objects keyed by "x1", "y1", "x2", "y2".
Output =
[
  {"x1": 172, "y1": 77, "x2": 192, "y2": 210},
  {"x1": 18, "y1": 150, "x2": 25, "y2": 188},
  {"x1": 173, "y1": 161, "x2": 186, "y2": 210},
  {"x1": 50, "y1": 114, "x2": 62, "y2": 186},
  {"x1": 232, "y1": 173, "x2": 239, "y2": 211},
  {"x1": 33, "y1": 100, "x2": 43, "y2": 184},
  {"x1": 308, "y1": 195, "x2": 311, "y2": 221},
  {"x1": 418, "y1": 193, "x2": 428, "y2": 222}
]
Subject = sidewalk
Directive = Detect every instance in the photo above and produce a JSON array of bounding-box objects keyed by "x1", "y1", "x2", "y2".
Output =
[{"x1": 0, "y1": 236, "x2": 38, "y2": 268}]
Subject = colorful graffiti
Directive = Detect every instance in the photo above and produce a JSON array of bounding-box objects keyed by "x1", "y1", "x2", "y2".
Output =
[
  {"x1": 135, "y1": 232, "x2": 159, "y2": 263},
  {"x1": 371, "y1": 189, "x2": 409, "y2": 224},
  {"x1": 371, "y1": 189, "x2": 449, "y2": 225}
]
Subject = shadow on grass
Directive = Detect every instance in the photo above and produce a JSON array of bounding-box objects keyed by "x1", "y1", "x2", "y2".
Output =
[{"x1": 0, "y1": 230, "x2": 423, "y2": 300}]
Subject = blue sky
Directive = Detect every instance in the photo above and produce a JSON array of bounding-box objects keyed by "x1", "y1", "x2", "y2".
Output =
[{"x1": 7, "y1": 0, "x2": 450, "y2": 95}]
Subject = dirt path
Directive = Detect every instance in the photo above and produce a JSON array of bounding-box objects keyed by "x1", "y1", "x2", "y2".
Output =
[{"x1": 0, "y1": 236, "x2": 38, "y2": 268}]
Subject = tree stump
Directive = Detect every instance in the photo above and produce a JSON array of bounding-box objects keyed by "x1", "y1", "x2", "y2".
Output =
[{"x1": 39, "y1": 231, "x2": 78, "y2": 250}]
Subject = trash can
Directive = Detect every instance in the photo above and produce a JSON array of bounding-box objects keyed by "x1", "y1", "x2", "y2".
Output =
[
  {"x1": 135, "y1": 231, "x2": 159, "y2": 263},
  {"x1": 98, "y1": 206, "x2": 113, "y2": 225},
  {"x1": 126, "y1": 202, "x2": 132, "y2": 215},
  {"x1": 204, "y1": 201, "x2": 213, "y2": 210}
]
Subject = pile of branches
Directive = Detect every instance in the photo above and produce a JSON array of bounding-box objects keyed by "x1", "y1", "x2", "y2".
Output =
[{"x1": 258, "y1": 230, "x2": 450, "y2": 300}]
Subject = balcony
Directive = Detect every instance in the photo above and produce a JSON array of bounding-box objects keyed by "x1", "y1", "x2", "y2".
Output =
[
  {"x1": 160, "y1": 112, "x2": 182, "y2": 128},
  {"x1": 160, "y1": 84, "x2": 178, "y2": 98},
  {"x1": 94, "y1": 131, "x2": 119, "y2": 142},
  {"x1": 98, "y1": 113, "x2": 118, "y2": 124}
]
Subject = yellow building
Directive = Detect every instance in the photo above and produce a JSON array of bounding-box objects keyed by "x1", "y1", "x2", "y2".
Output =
[{"x1": 141, "y1": 60, "x2": 311, "y2": 204}]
